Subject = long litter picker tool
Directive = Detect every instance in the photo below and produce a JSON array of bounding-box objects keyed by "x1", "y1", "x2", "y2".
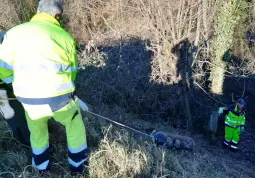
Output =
[{"x1": 77, "y1": 97, "x2": 194, "y2": 150}]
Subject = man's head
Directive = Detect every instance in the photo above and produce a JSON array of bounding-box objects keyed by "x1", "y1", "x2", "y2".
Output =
[
  {"x1": 237, "y1": 98, "x2": 245, "y2": 110},
  {"x1": 37, "y1": 0, "x2": 63, "y2": 21}
]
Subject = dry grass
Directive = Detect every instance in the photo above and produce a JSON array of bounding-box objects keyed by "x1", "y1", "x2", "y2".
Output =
[
  {"x1": 88, "y1": 127, "x2": 148, "y2": 178},
  {"x1": 0, "y1": 0, "x2": 37, "y2": 30},
  {"x1": 0, "y1": 0, "x2": 21, "y2": 30}
]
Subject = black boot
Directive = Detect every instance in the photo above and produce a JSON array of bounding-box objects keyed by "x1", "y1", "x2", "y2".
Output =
[
  {"x1": 70, "y1": 161, "x2": 88, "y2": 176},
  {"x1": 38, "y1": 165, "x2": 50, "y2": 175},
  {"x1": 223, "y1": 142, "x2": 229, "y2": 148},
  {"x1": 229, "y1": 146, "x2": 238, "y2": 152},
  {"x1": 70, "y1": 164, "x2": 84, "y2": 176}
]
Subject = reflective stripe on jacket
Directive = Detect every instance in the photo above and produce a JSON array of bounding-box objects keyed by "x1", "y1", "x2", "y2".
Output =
[
  {"x1": 225, "y1": 104, "x2": 245, "y2": 127},
  {"x1": 0, "y1": 13, "x2": 77, "y2": 99},
  {"x1": 0, "y1": 30, "x2": 13, "y2": 84}
]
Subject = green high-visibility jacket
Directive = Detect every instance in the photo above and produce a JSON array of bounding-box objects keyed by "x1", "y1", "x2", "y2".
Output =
[
  {"x1": 0, "y1": 30, "x2": 13, "y2": 84},
  {"x1": 0, "y1": 13, "x2": 77, "y2": 100},
  {"x1": 225, "y1": 104, "x2": 245, "y2": 128}
]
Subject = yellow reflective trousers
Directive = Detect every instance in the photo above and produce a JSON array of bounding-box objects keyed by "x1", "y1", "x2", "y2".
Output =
[{"x1": 25, "y1": 97, "x2": 88, "y2": 173}]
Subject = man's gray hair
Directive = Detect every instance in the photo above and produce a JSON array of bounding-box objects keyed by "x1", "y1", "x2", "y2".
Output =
[{"x1": 37, "y1": 0, "x2": 63, "y2": 17}]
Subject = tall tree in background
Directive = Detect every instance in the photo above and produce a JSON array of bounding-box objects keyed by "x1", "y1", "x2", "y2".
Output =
[{"x1": 210, "y1": 0, "x2": 246, "y2": 95}]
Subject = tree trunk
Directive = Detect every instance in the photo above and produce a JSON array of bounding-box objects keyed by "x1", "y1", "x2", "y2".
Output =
[{"x1": 210, "y1": 0, "x2": 244, "y2": 95}]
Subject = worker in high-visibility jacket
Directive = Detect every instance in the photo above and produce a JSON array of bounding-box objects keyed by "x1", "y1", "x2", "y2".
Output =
[
  {"x1": 218, "y1": 98, "x2": 245, "y2": 151},
  {"x1": 0, "y1": 0, "x2": 88, "y2": 174}
]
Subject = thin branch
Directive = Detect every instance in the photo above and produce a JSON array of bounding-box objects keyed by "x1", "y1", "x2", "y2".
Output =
[
  {"x1": 194, "y1": 81, "x2": 226, "y2": 106},
  {"x1": 194, "y1": 0, "x2": 202, "y2": 46},
  {"x1": 0, "y1": 172, "x2": 15, "y2": 178},
  {"x1": 197, "y1": 60, "x2": 235, "y2": 75},
  {"x1": 242, "y1": 78, "x2": 246, "y2": 98},
  {"x1": 233, "y1": 0, "x2": 243, "y2": 15}
]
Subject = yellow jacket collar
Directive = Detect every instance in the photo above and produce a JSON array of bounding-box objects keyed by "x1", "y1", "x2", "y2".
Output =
[{"x1": 30, "y1": 13, "x2": 60, "y2": 26}]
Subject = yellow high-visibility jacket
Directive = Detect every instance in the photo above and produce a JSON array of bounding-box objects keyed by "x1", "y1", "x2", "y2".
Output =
[
  {"x1": 225, "y1": 104, "x2": 245, "y2": 128},
  {"x1": 0, "y1": 30, "x2": 13, "y2": 84},
  {"x1": 0, "y1": 13, "x2": 77, "y2": 102}
]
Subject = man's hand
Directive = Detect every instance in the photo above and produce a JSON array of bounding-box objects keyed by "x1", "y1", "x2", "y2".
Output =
[
  {"x1": 218, "y1": 107, "x2": 228, "y2": 115},
  {"x1": 218, "y1": 107, "x2": 224, "y2": 115},
  {"x1": 240, "y1": 126, "x2": 245, "y2": 133}
]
